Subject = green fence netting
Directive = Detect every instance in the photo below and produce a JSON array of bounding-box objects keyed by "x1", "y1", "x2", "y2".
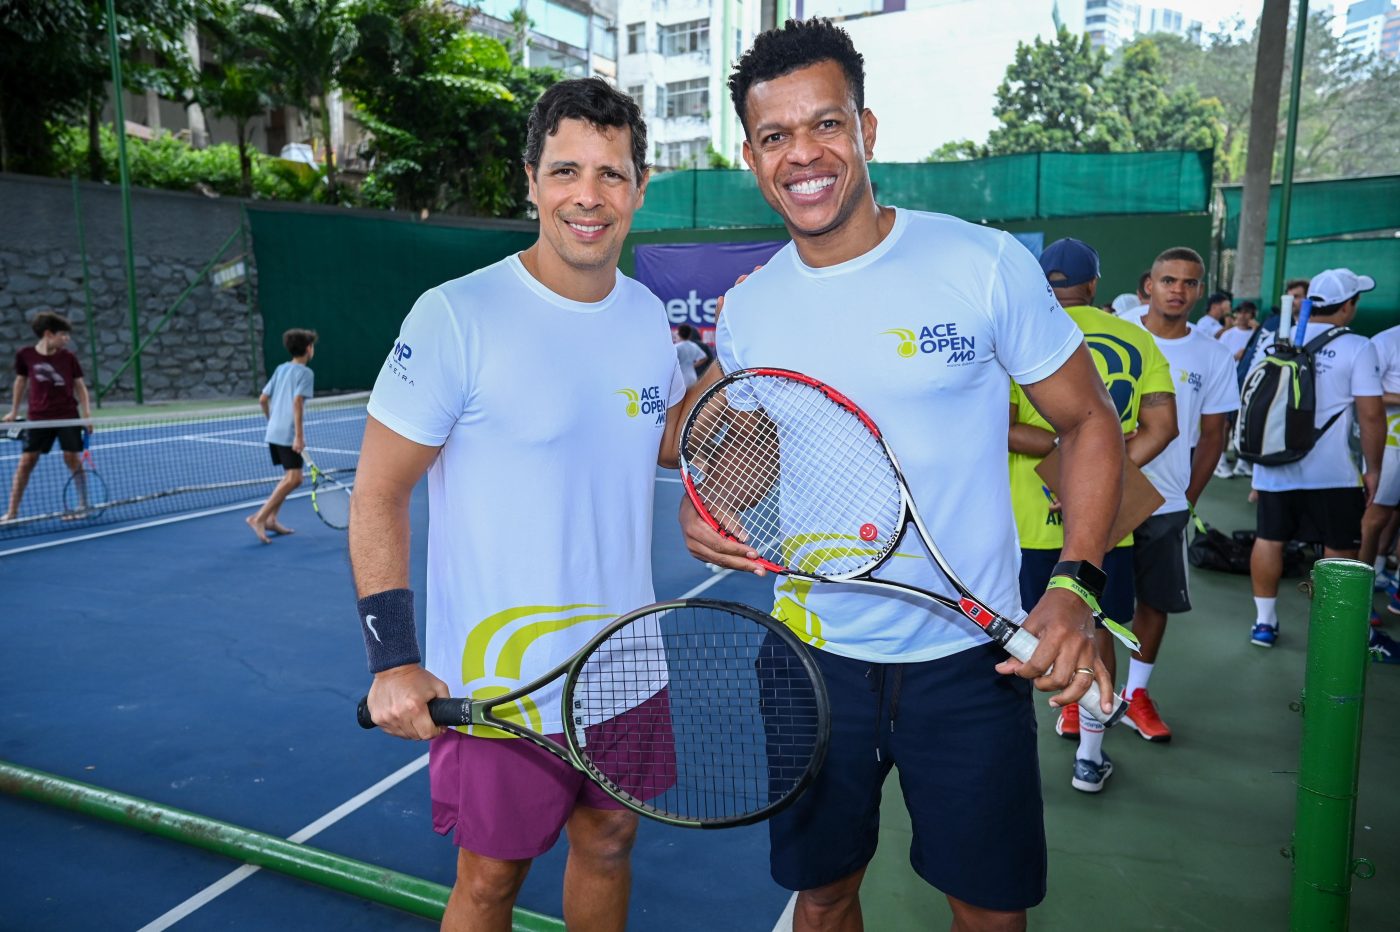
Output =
[
  {"x1": 634, "y1": 150, "x2": 1213, "y2": 230},
  {"x1": 248, "y1": 208, "x2": 535, "y2": 391},
  {"x1": 1219, "y1": 174, "x2": 1400, "y2": 248},
  {"x1": 1261, "y1": 235, "x2": 1399, "y2": 337}
]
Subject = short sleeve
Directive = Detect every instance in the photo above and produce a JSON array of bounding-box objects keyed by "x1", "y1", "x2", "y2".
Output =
[
  {"x1": 715, "y1": 308, "x2": 739, "y2": 376},
  {"x1": 666, "y1": 355, "x2": 686, "y2": 407},
  {"x1": 1202, "y1": 345, "x2": 1239, "y2": 415},
  {"x1": 297, "y1": 365, "x2": 314, "y2": 398},
  {"x1": 1352, "y1": 340, "x2": 1383, "y2": 398},
  {"x1": 1140, "y1": 340, "x2": 1175, "y2": 397},
  {"x1": 989, "y1": 233, "x2": 1082, "y2": 384},
  {"x1": 366, "y1": 288, "x2": 468, "y2": 447},
  {"x1": 69, "y1": 353, "x2": 83, "y2": 381}
]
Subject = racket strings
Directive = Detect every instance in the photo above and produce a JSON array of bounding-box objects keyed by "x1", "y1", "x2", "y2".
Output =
[
  {"x1": 684, "y1": 376, "x2": 904, "y2": 576},
  {"x1": 569, "y1": 604, "x2": 823, "y2": 825}
]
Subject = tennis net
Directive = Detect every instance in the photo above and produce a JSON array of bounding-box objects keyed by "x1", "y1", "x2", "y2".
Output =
[{"x1": 0, "y1": 392, "x2": 367, "y2": 540}]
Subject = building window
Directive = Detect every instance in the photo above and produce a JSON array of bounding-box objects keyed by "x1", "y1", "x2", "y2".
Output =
[
  {"x1": 657, "y1": 77, "x2": 708, "y2": 119},
  {"x1": 626, "y1": 22, "x2": 645, "y2": 54},
  {"x1": 658, "y1": 19, "x2": 709, "y2": 56},
  {"x1": 657, "y1": 138, "x2": 709, "y2": 168},
  {"x1": 627, "y1": 85, "x2": 645, "y2": 106}
]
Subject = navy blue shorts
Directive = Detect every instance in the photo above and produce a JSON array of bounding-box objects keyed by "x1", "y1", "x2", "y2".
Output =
[
  {"x1": 762, "y1": 640, "x2": 1046, "y2": 911},
  {"x1": 1019, "y1": 547, "x2": 1135, "y2": 625}
]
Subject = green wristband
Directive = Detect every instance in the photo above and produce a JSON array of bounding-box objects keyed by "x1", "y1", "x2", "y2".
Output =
[{"x1": 1046, "y1": 575, "x2": 1141, "y2": 652}]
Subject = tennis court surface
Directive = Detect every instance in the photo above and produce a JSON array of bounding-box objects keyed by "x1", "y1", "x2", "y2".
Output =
[{"x1": 1, "y1": 455, "x2": 1397, "y2": 929}]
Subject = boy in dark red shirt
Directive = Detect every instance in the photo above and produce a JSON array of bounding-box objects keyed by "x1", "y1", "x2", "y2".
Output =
[{"x1": 3, "y1": 312, "x2": 94, "y2": 521}]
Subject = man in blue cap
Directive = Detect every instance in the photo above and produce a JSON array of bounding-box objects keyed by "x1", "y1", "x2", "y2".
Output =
[{"x1": 1009, "y1": 237, "x2": 1178, "y2": 791}]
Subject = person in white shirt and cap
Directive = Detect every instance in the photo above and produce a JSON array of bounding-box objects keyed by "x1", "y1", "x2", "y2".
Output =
[{"x1": 1248, "y1": 267, "x2": 1385, "y2": 649}]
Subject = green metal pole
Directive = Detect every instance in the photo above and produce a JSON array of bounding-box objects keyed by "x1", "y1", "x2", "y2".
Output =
[
  {"x1": 105, "y1": 0, "x2": 143, "y2": 404},
  {"x1": 241, "y1": 205, "x2": 259, "y2": 395},
  {"x1": 1288, "y1": 558, "x2": 1373, "y2": 931},
  {"x1": 0, "y1": 760, "x2": 563, "y2": 931},
  {"x1": 1270, "y1": 0, "x2": 1308, "y2": 308},
  {"x1": 71, "y1": 174, "x2": 101, "y2": 407}
]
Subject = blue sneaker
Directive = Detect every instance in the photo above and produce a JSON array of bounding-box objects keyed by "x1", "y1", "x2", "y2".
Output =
[
  {"x1": 1071, "y1": 753, "x2": 1114, "y2": 794},
  {"x1": 1250, "y1": 623, "x2": 1278, "y2": 648},
  {"x1": 1370, "y1": 630, "x2": 1400, "y2": 664}
]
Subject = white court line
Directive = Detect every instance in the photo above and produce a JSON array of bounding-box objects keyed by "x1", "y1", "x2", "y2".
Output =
[
  {"x1": 134, "y1": 567, "x2": 736, "y2": 928},
  {"x1": 771, "y1": 893, "x2": 797, "y2": 932},
  {"x1": 135, "y1": 755, "x2": 431, "y2": 932}
]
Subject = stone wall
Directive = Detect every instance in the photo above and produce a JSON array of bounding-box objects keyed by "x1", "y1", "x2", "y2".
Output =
[{"x1": 0, "y1": 174, "x2": 263, "y2": 403}]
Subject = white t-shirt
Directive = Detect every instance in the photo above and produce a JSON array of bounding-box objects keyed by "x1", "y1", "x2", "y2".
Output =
[
  {"x1": 367, "y1": 255, "x2": 685, "y2": 736},
  {"x1": 715, "y1": 208, "x2": 1081, "y2": 663},
  {"x1": 1130, "y1": 318, "x2": 1239, "y2": 514},
  {"x1": 1371, "y1": 326, "x2": 1400, "y2": 450},
  {"x1": 674, "y1": 338, "x2": 706, "y2": 387},
  {"x1": 261, "y1": 361, "x2": 314, "y2": 446},
  {"x1": 1194, "y1": 314, "x2": 1224, "y2": 339},
  {"x1": 1217, "y1": 326, "x2": 1255, "y2": 360},
  {"x1": 1249, "y1": 322, "x2": 1382, "y2": 492}
]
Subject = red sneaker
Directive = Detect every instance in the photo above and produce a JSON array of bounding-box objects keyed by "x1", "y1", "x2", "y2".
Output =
[
  {"x1": 1054, "y1": 701, "x2": 1079, "y2": 739},
  {"x1": 1122, "y1": 689, "x2": 1172, "y2": 743}
]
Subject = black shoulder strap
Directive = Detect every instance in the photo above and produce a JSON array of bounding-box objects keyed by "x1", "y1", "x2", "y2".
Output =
[{"x1": 1302, "y1": 326, "x2": 1350, "y2": 354}]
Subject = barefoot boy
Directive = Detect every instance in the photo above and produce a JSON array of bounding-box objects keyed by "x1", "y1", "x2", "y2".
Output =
[{"x1": 247, "y1": 329, "x2": 316, "y2": 542}]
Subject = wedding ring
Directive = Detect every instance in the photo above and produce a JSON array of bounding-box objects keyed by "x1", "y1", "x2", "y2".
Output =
[{"x1": 1073, "y1": 667, "x2": 1096, "y2": 677}]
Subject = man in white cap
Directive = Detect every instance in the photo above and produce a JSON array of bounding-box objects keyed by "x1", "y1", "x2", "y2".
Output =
[{"x1": 1247, "y1": 267, "x2": 1385, "y2": 648}]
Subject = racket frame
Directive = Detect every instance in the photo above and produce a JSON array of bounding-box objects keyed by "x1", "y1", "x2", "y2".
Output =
[
  {"x1": 306, "y1": 454, "x2": 352, "y2": 529},
  {"x1": 680, "y1": 367, "x2": 1125, "y2": 726},
  {"x1": 361, "y1": 598, "x2": 830, "y2": 828}
]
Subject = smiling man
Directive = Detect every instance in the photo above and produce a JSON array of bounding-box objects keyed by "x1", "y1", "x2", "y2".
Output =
[
  {"x1": 350, "y1": 79, "x2": 689, "y2": 932},
  {"x1": 678, "y1": 19, "x2": 1125, "y2": 932}
]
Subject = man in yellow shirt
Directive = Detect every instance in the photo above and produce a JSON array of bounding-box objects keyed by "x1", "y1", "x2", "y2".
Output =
[{"x1": 1009, "y1": 238, "x2": 1178, "y2": 793}]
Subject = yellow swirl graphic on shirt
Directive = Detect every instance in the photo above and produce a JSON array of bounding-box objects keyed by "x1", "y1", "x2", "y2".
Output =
[
  {"x1": 881, "y1": 328, "x2": 918, "y2": 359},
  {"x1": 1388, "y1": 412, "x2": 1400, "y2": 449},
  {"x1": 615, "y1": 388, "x2": 641, "y2": 418},
  {"x1": 773, "y1": 533, "x2": 920, "y2": 649},
  {"x1": 460, "y1": 603, "x2": 612, "y2": 738}
]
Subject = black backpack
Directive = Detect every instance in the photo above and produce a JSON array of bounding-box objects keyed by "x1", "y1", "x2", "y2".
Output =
[{"x1": 1234, "y1": 327, "x2": 1349, "y2": 466}]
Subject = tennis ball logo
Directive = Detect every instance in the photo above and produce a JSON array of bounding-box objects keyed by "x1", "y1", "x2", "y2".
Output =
[
  {"x1": 616, "y1": 389, "x2": 641, "y2": 417},
  {"x1": 882, "y1": 329, "x2": 918, "y2": 358}
]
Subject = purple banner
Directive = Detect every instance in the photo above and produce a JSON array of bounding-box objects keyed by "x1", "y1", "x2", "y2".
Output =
[{"x1": 633, "y1": 241, "x2": 787, "y2": 342}]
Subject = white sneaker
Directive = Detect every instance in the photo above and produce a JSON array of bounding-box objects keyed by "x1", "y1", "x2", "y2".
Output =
[
  {"x1": 1233, "y1": 460, "x2": 1253, "y2": 476},
  {"x1": 1213, "y1": 463, "x2": 1233, "y2": 479}
]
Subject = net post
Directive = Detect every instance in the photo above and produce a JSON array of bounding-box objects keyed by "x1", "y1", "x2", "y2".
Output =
[
  {"x1": 0, "y1": 759, "x2": 563, "y2": 931},
  {"x1": 1288, "y1": 557, "x2": 1371, "y2": 932},
  {"x1": 105, "y1": 0, "x2": 143, "y2": 404},
  {"x1": 71, "y1": 173, "x2": 102, "y2": 407}
]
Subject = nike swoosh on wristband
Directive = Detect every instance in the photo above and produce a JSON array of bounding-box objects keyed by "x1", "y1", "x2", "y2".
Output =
[{"x1": 365, "y1": 615, "x2": 381, "y2": 642}]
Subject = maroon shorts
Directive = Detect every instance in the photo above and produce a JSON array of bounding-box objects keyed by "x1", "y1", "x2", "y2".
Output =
[{"x1": 429, "y1": 687, "x2": 677, "y2": 859}]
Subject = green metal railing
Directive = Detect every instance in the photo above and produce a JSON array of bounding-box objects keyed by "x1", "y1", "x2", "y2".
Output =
[
  {"x1": 0, "y1": 760, "x2": 563, "y2": 930},
  {"x1": 1288, "y1": 558, "x2": 1376, "y2": 930}
]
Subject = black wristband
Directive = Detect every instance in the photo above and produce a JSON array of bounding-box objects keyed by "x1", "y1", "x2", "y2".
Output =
[
  {"x1": 357, "y1": 588, "x2": 421, "y2": 674},
  {"x1": 1050, "y1": 560, "x2": 1107, "y2": 601}
]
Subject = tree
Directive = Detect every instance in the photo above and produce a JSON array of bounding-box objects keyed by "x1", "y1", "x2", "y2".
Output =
[
  {"x1": 188, "y1": 2, "x2": 279, "y2": 197},
  {"x1": 983, "y1": 26, "x2": 1115, "y2": 155},
  {"x1": 1099, "y1": 39, "x2": 1223, "y2": 152},
  {"x1": 343, "y1": 0, "x2": 551, "y2": 217},
  {"x1": 0, "y1": 0, "x2": 197, "y2": 177},
  {"x1": 244, "y1": 0, "x2": 358, "y2": 199},
  {"x1": 1232, "y1": 0, "x2": 1289, "y2": 302}
]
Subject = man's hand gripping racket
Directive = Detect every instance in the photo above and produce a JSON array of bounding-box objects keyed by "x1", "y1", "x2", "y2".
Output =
[{"x1": 679, "y1": 367, "x2": 1128, "y2": 726}]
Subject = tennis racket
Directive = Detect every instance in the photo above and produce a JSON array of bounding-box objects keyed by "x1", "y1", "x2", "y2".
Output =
[
  {"x1": 305, "y1": 453, "x2": 351, "y2": 530},
  {"x1": 358, "y1": 598, "x2": 829, "y2": 828},
  {"x1": 680, "y1": 367, "x2": 1126, "y2": 726},
  {"x1": 62, "y1": 428, "x2": 108, "y2": 521}
]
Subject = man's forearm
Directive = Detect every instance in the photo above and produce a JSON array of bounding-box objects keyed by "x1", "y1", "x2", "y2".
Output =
[
  {"x1": 74, "y1": 380, "x2": 91, "y2": 419},
  {"x1": 348, "y1": 490, "x2": 412, "y2": 597},
  {"x1": 1185, "y1": 416, "x2": 1228, "y2": 505},
  {"x1": 1009, "y1": 423, "x2": 1056, "y2": 456},
  {"x1": 1124, "y1": 394, "x2": 1177, "y2": 468},
  {"x1": 1055, "y1": 407, "x2": 1124, "y2": 561},
  {"x1": 8, "y1": 376, "x2": 24, "y2": 415},
  {"x1": 1358, "y1": 397, "x2": 1385, "y2": 476}
]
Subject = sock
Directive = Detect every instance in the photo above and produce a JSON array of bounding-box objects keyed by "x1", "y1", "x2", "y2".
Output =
[
  {"x1": 1375, "y1": 557, "x2": 1387, "y2": 576},
  {"x1": 1254, "y1": 596, "x2": 1278, "y2": 628},
  {"x1": 1077, "y1": 716, "x2": 1106, "y2": 764},
  {"x1": 1126, "y1": 659, "x2": 1154, "y2": 698}
]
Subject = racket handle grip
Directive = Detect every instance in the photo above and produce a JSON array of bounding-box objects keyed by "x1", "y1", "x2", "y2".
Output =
[
  {"x1": 356, "y1": 696, "x2": 473, "y2": 729},
  {"x1": 1002, "y1": 629, "x2": 1127, "y2": 728}
]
